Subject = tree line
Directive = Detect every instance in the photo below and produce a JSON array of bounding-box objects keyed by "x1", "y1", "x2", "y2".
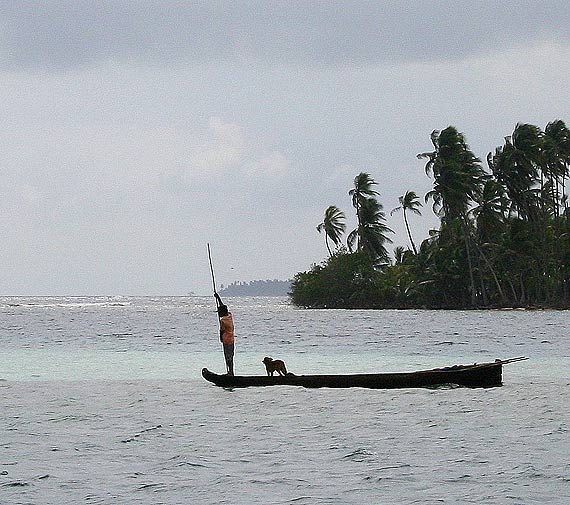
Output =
[
  {"x1": 290, "y1": 120, "x2": 570, "y2": 309},
  {"x1": 220, "y1": 279, "x2": 291, "y2": 296}
]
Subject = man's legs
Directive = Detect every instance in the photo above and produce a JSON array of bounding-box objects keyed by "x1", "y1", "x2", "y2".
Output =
[{"x1": 223, "y1": 343, "x2": 234, "y2": 375}]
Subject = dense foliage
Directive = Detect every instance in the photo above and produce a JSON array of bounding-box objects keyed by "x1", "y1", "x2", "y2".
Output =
[{"x1": 291, "y1": 121, "x2": 570, "y2": 309}]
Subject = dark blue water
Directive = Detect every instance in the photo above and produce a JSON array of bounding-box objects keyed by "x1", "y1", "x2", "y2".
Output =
[{"x1": 1, "y1": 297, "x2": 569, "y2": 503}]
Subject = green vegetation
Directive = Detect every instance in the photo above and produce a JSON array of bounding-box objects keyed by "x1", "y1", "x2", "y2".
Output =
[{"x1": 291, "y1": 120, "x2": 570, "y2": 309}]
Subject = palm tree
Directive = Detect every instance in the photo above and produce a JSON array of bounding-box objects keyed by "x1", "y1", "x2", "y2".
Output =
[
  {"x1": 488, "y1": 123, "x2": 543, "y2": 222},
  {"x1": 316, "y1": 205, "x2": 346, "y2": 256},
  {"x1": 347, "y1": 173, "x2": 393, "y2": 261},
  {"x1": 349, "y1": 172, "x2": 379, "y2": 202},
  {"x1": 488, "y1": 123, "x2": 556, "y2": 304},
  {"x1": 469, "y1": 179, "x2": 509, "y2": 303},
  {"x1": 419, "y1": 127, "x2": 486, "y2": 223},
  {"x1": 393, "y1": 246, "x2": 406, "y2": 265},
  {"x1": 418, "y1": 126, "x2": 487, "y2": 305},
  {"x1": 349, "y1": 172, "x2": 379, "y2": 227},
  {"x1": 543, "y1": 120, "x2": 570, "y2": 217},
  {"x1": 470, "y1": 179, "x2": 507, "y2": 243},
  {"x1": 391, "y1": 190, "x2": 422, "y2": 254},
  {"x1": 347, "y1": 197, "x2": 393, "y2": 262}
]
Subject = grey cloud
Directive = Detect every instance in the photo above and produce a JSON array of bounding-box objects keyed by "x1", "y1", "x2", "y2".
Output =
[
  {"x1": 2, "y1": 0, "x2": 569, "y2": 71},
  {"x1": 1, "y1": 1, "x2": 569, "y2": 295}
]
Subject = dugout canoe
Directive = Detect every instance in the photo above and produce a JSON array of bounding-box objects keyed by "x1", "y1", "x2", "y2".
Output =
[{"x1": 201, "y1": 357, "x2": 527, "y2": 389}]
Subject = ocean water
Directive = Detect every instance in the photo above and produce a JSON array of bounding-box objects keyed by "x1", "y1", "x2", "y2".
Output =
[{"x1": 1, "y1": 296, "x2": 569, "y2": 504}]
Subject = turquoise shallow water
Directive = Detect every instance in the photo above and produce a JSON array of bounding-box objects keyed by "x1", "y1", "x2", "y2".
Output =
[{"x1": 1, "y1": 296, "x2": 569, "y2": 503}]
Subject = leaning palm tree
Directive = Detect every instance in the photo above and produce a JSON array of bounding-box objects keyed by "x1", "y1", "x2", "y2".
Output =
[
  {"x1": 470, "y1": 179, "x2": 507, "y2": 242},
  {"x1": 469, "y1": 179, "x2": 508, "y2": 303},
  {"x1": 418, "y1": 127, "x2": 487, "y2": 305},
  {"x1": 349, "y1": 172, "x2": 379, "y2": 228},
  {"x1": 347, "y1": 197, "x2": 393, "y2": 262},
  {"x1": 543, "y1": 119, "x2": 570, "y2": 217},
  {"x1": 391, "y1": 190, "x2": 422, "y2": 254},
  {"x1": 316, "y1": 205, "x2": 346, "y2": 256},
  {"x1": 419, "y1": 127, "x2": 486, "y2": 223},
  {"x1": 488, "y1": 123, "x2": 543, "y2": 222}
]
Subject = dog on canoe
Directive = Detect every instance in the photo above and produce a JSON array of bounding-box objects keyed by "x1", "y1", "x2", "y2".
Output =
[{"x1": 262, "y1": 356, "x2": 290, "y2": 376}]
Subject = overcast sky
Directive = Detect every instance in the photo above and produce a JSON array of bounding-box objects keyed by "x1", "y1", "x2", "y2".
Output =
[{"x1": 2, "y1": 1, "x2": 569, "y2": 295}]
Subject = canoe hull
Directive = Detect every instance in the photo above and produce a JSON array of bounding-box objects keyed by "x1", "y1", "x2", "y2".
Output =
[{"x1": 201, "y1": 362, "x2": 503, "y2": 389}]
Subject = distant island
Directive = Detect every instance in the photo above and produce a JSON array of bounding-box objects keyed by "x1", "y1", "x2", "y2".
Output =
[{"x1": 219, "y1": 279, "x2": 292, "y2": 297}]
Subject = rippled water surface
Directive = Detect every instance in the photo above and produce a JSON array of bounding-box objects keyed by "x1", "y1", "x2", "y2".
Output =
[{"x1": 1, "y1": 296, "x2": 569, "y2": 504}]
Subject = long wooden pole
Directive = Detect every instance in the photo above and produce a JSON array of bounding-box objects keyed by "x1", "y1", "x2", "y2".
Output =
[
  {"x1": 207, "y1": 243, "x2": 219, "y2": 307},
  {"x1": 208, "y1": 243, "x2": 226, "y2": 370}
]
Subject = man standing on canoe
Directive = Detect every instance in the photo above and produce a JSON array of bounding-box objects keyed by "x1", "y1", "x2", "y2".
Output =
[{"x1": 214, "y1": 292, "x2": 235, "y2": 376}]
